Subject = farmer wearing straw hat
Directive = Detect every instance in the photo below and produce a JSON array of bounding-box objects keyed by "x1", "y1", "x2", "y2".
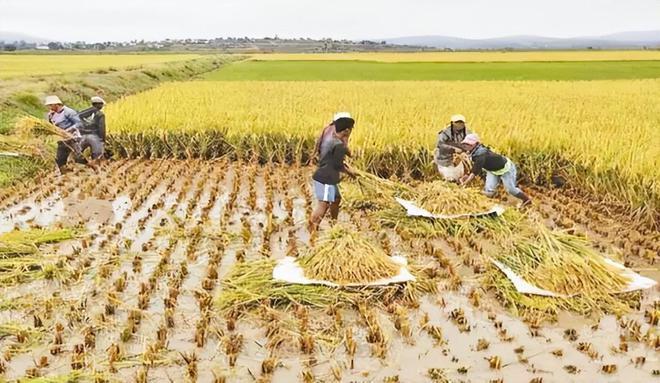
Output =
[
  {"x1": 309, "y1": 116, "x2": 358, "y2": 231},
  {"x1": 434, "y1": 114, "x2": 472, "y2": 182},
  {"x1": 44, "y1": 95, "x2": 84, "y2": 173},
  {"x1": 314, "y1": 111, "x2": 353, "y2": 161},
  {"x1": 459, "y1": 133, "x2": 532, "y2": 207},
  {"x1": 76, "y1": 96, "x2": 107, "y2": 166}
]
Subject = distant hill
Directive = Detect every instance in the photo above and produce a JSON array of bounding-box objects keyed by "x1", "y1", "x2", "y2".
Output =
[
  {"x1": 385, "y1": 30, "x2": 660, "y2": 50},
  {"x1": 0, "y1": 31, "x2": 50, "y2": 44}
]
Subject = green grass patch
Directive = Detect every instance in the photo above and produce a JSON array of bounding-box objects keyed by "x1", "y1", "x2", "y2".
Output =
[
  {"x1": 0, "y1": 156, "x2": 46, "y2": 187},
  {"x1": 204, "y1": 60, "x2": 660, "y2": 81}
]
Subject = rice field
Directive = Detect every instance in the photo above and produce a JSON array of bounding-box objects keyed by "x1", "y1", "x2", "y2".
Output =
[
  {"x1": 0, "y1": 54, "x2": 202, "y2": 78},
  {"x1": 1, "y1": 51, "x2": 659, "y2": 383},
  {"x1": 105, "y1": 80, "x2": 660, "y2": 221},
  {"x1": 0, "y1": 160, "x2": 657, "y2": 382}
]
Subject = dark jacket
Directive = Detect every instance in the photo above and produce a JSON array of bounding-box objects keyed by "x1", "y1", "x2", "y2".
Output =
[
  {"x1": 77, "y1": 107, "x2": 106, "y2": 141},
  {"x1": 434, "y1": 125, "x2": 472, "y2": 167},
  {"x1": 470, "y1": 144, "x2": 508, "y2": 176}
]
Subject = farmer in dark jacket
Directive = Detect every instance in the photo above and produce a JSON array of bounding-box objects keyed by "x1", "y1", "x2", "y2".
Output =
[
  {"x1": 434, "y1": 114, "x2": 472, "y2": 182},
  {"x1": 459, "y1": 134, "x2": 532, "y2": 207},
  {"x1": 309, "y1": 117, "x2": 358, "y2": 231},
  {"x1": 45, "y1": 95, "x2": 83, "y2": 173},
  {"x1": 76, "y1": 96, "x2": 106, "y2": 165}
]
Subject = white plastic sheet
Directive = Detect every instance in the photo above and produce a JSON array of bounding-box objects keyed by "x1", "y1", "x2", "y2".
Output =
[
  {"x1": 395, "y1": 197, "x2": 505, "y2": 220},
  {"x1": 491, "y1": 258, "x2": 657, "y2": 297},
  {"x1": 272, "y1": 255, "x2": 416, "y2": 287}
]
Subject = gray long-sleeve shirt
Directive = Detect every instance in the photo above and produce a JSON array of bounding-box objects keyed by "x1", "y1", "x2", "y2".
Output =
[
  {"x1": 47, "y1": 106, "x2": 81, "y2": 135},
  {"x1": 434, "y1": 125, "x2": 472, "y2": 167}
]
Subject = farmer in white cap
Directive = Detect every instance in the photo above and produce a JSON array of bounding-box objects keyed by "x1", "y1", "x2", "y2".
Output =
[
  {"x1": 44, "y1": 95, "x2": 83, "y2": 173},
  {"x1": 459, "y1": 134, "x2": 532, "y2": 207},
  {"x1": 434, "y1": 114, "x2": 472, "y2": 182},
  {"x1": 314, "y1": 111, "x2": 353, "y2": 161},
  {"x1": 76, "y1": 96, "x2": 107, "y2": 165}
]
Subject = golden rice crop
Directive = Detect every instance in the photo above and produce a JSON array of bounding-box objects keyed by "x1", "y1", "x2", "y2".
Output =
[
  {"x1": 298, "y1": 225, "x2": 401, "y2": 284},
  {"x1": 249, "y1": 51, "x2": 660, "y2": 62},
  {"x1": 415, "y1": 181, "x2": 495, "y2": 216},
  {"x1": 106, "y1": 80, "x2": 659, "y2": 222},
  {"x1": 0, "y1": 54, "x2": 202, "y2": 78}
]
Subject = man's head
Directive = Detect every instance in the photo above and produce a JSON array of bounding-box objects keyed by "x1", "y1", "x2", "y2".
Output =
[
  {"x1": 44, "y1": 95, "x2": 63, "y2": 112},
  {"x1": 334, "y1": 117, "x2": 355, "y2": 140},
  {"x1": 332, "y1": 111, "x2": 351, "y2": 124},
  {"x1": 450, "y1": 114, "x2": 466, "y2": 132},
  {"x1": 460, "y1": 133, "x2": 480, "y2": 151},
  {"x1": 91, "y1": 96, "x2": 106, "y2": 110}
]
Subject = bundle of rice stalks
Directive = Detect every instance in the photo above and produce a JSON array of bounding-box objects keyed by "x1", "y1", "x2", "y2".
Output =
[
  {"x1": 342, "y1": 169, "x2": 413, "y2": 211},
  {"x1": 415, "y1": 181, "x2": 494, "y2": 216},
  {"x1": 216, "y1": 259, "x2": 355, "y2": 313},
  {"x1": 14, "y1": 116, "x2": 75, "y2": 140},
  {"x1": 297, "y1": 225, "x2": 401, "y2": 284},
  {"x1": 486, "y1": 223, "x2": 638, "y2": 321},
  {"x1": 217, "y1": 258, "x2": 437, "y2": 314},
  {"x1": 0, "y1": 228, "x2": 77, "y2": 258},
  {"x1": 0, "y1": 135, "x2": 49, "y2": 158}
]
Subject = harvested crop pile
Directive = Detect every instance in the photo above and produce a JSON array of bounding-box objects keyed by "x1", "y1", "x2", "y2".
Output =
[
  {"x1": 488, "y1": 223, "x2": 637, "y2": 320},
  {"x1": 415, "y1": 181, "x2": 495, "y2": 216},
  {"x1": 298, "y1": 225, "x2": 401, "y2": 284},
  {"x1": 342, "y1": 169, "x2": 412, "y2": 210},
  {"x1": 217, "y1": 259, "x2": 356, "y2": 313}
]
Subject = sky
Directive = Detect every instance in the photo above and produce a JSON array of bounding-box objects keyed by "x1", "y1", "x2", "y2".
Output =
[{"x1": 1, "y1": 0, "x2": 659, "y2": 42}]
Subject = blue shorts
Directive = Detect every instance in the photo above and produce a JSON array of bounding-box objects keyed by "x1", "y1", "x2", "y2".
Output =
[{"x1": 313, "y1": 180, "x2": 340, "y2": 202}]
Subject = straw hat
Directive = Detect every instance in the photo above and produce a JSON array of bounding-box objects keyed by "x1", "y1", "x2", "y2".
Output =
[{"x1": 44, "y1": 95, "x2": 63, "y2": 105}]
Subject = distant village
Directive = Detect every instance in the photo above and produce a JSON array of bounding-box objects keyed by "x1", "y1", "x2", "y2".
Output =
[{"x1": 0, "y1": 37, "x2": 427, "y2": 53}]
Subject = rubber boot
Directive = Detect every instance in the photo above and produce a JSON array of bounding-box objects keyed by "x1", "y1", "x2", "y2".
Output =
[{"x1": 514, "y1": 191, "x2": 532, "y2": 208}]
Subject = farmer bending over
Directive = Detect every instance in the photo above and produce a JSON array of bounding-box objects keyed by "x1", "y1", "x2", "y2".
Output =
[
  {"x1": 76, "y1": 96, "x2": 107, "y2": 166},
  {"x1": 458, "y1": 134, "x2": 532, "y2": 207},
  {"x1": 44, "y1": 95, "x2": 84, "y2": 174},
  {"x1": 309, "y1": 117, "x2": 358, "y2": 231},
  {"x1": 314, "y1": 112, "x2": 353, "y2": 161},
  {"x1": 434, "y1": 114, "x2": 472, "y2": 182}
]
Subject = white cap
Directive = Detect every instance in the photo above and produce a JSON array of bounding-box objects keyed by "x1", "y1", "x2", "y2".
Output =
[
  {"x1": 44, "y1": 95, "x2": 63, "y2": 105},
  {"x1": 450, "y1": 114, "x2": 466, "y2": 123},
  {"x1": 333, "y1": 112, "x2": 352, "y2": 122},
  {"x1": 461, "y1": 133, "x2": 480, "y2": 146},
  {"x1": 91, "y1": 96, "x2": 105, "y2": 104}
]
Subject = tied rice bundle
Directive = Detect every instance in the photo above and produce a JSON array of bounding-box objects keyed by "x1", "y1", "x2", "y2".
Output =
[
  {"x1": 14, "y1": 116, "x2": 75, "y2": 140},
  {"x1": 343, "y1": 169, "x2": 412, "y2": 210},
  {"x1": 297, "y1": 225, "x2": 400, "y2": 284},
  {"x1": 0, "y1": 228, "x2": 77, "y2": 258}
]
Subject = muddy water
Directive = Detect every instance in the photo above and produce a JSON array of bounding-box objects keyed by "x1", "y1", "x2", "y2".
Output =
[{"x1": 0, "y1": 160, "x2": 657, "y2": 383}]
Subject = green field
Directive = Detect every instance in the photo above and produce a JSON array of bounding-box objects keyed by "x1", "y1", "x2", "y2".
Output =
[{"x1": 204, "y1": 60, "x2": 660, "y2": 81}]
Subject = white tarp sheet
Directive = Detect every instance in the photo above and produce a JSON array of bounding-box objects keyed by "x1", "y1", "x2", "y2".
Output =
[
  {"x1": 273, "y1": 255, "x2": 416, "y2": 287},
  {"x1": 492, "y1": 258, "x2": 657, "y2": 297},
  {"x1": 395, "y1": 197, "x2": 505, "y2": 220}
]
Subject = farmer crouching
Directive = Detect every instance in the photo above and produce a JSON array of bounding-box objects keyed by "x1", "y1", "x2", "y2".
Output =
[
  {"x1": 434, "y1": 114, "x2": 472, "y2": 182},
  {"x1": 459, "y1": 134, "x2": 532, "y2": 207},
  {"x1": 44, "y1": 95, "x2": 83, "y2": 174},
  {"x1": 76, "y1": 96, "x2": 107, "y2": 166},
  {"x1": 309, "y1": 116, "x2": 358, "y2": 231}
]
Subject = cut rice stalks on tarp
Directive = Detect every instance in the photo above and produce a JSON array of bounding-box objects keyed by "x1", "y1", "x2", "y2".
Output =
[
  {"x1": 485, "y1": 223, "x2": 648, "y2": 322},
  {"x1": 344, "y1": 172, "x2": 513, "y2": 237},
  {"x1": 292, "y1": 225, "x2": 409, "y2": 285},
  {"x1": 216, "y1": 260, "x2": 438, "y2": 315}
]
